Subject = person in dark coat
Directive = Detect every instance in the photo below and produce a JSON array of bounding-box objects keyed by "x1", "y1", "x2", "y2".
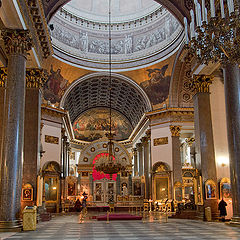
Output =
[
  {"x1": 218, "y1": 198, "x2": 227, "y2": 221},
  {"x1": 74, "y1": 199, "x2": 82, "y2": 212}
]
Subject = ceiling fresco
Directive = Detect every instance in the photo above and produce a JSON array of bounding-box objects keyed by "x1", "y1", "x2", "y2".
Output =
[{"x1": 72, "y1": 108, "x2": 133, "y2": 142}]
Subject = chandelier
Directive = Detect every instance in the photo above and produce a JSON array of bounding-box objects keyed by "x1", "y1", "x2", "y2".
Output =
[
  {"x1": 94, "y1": 0, "x2": 126, "y2": 180},
  {"x1": 184, "y1": 0, "x2": 240, "y2": 64}
]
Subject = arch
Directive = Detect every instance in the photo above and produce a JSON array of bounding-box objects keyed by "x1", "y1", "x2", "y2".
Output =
[
  {"x1": 42, "y1": 161, "x2": 61, "y2": 173},
  {"x1": 169, "y1": 46, "x2": 194, "y2": 107},
  {"x1": 152, "y1": 161, "x2": 171, "y2": 173},
  {"x1": 60, "y1": 72, "x2": 152, "y2": 128}
]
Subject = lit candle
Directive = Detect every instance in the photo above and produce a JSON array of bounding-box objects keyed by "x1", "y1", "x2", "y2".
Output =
[
  {"x1": 184, "y1": 17, "x2": 189, "y2": 44},
  {"x1": 202, "y1": 0, "x2": 206, "y2": 22},
  {"x1": 220, "y1": 0, "x2": 225, "y2": 18},
  {"x1": 210, "y1": 0, "x2": 215, "y2": 17}
]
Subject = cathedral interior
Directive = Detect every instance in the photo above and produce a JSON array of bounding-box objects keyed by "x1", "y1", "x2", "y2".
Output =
[{"x1": 0, "y1": 0, "x2": 240, "y2": 238}]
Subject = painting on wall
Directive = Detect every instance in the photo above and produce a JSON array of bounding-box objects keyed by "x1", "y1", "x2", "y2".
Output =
[
  {"x1": 220, "y1": 178, "x2": 231, "y2": 199},
  {"x1": 43, "y1": 65, "x2": 69, "y2": 104},
  {"x1": 73, "y1": 108, "x2": 133, "y2": 141},
  {"x1": 205, "y1": 179, "x2": 216, "y2": 199},
  {"x1": 140, "y1": 64, "x2": 171, "y2": 105}
]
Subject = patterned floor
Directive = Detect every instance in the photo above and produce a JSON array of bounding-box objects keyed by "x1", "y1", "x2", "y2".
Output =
[{"x1": 1, "y1": 213, "x2": 240, "y2": 240}]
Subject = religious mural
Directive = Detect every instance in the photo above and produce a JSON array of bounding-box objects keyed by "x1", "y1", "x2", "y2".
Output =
[
  {"x1": 140, "y1": 64, "x2": 171, "y2": 105},
  {"x1": 43, "y1": 65, "x2": 69, "y2": 103},
  {"x1": 73, "y1": 108, "x2": 133, "y2": 142}
]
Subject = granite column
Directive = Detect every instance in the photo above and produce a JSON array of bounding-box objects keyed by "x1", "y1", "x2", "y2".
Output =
[
  {"x1": 170, "y1": 126, "x2": 183, "y2": 186},
  {"x1": 0, "y1": 29, "x2": 32, "y2": 231},
  {"x1": 192, "y1": 75, "x2": 218, "y2": 219},
  {"x1": 223, "y1": 64, "x2": 240, "y2": 223}
]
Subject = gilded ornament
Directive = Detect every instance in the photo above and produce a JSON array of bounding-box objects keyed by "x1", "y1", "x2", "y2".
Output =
[
  {"x1": 0, "y1": 67, "x2": 7, "y2": 87},
  {"x1": 185, "y1": 137, "x2": 195, "y2": 147},
  {"x1": 190, "y1": 75, "x2": 213, "y2": 94},
  {"x1": 26, "y1": 68, "x2": 48, "y2": 88},
  {"x1": 1, "y1": 29, "x2": 32, "y2": 56},
  {"x1": 170, "y1": 125, "x2": 181, "y2": 136},
  {"x1": 153, "y1": 137, "x2": 168, "y2": 146}
]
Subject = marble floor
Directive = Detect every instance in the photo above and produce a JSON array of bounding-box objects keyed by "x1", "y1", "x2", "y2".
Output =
[{"x1": 1, "y1": 213, "x2": 240, "y2": 240}]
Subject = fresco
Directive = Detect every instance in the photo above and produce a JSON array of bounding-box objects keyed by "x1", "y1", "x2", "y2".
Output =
[
  {"x1": 43, "y1": 65, "x2": 69, "y2": 103},
  {"x1": 73, "y1": 108, "x2": 133, "y2": 142},
  {"x1": 140, "y1": 64, "x2": 171, "y2": 105}
]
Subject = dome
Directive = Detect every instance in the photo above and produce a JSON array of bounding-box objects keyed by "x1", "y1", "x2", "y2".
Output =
[
  {"x1": 49, "y1": 0, "x2": 184, "y2": 71},
  {"x1": 63, "y1": 0, "x2": 160, "y2": 23}
]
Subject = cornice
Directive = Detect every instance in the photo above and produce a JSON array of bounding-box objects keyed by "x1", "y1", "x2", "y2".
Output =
[
  {"x1": 41, "y1": 104, "x2": 67, "y2": 118},
  {"x1": 17, "y1": 0, "x2": 53, "y2": 63},
  {"x1": 146, "y1": 107, "x2": 194, "y2": 119}
]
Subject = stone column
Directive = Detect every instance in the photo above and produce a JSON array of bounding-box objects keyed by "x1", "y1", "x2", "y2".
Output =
[
  {"x1": 136, "y1": 143, "x2": 143, "y2": 176},
  {"x1": 62, "y1": 135, "x2": 68, "y2": 178},
  {"x1": 0, "y1": 29, "x2": 32, "y2": 231},
  {"x1": 128, "y1": 173, "x2": 132, "y2": 195},
  {"x1": 170, "y1": 126, "x2": 183, "y2": 187},
  {"x1": 142, "y1": 136, "x2": 150, "y2": 199},
  {"x1": 223, "y1": 64, "x2": 240, "y2": 224},
  {"x1": 132, "y1": 148, "x2": 138, "y2": 176},
  {"x1": 22, "y1": 69, "x2": 46, "y2": 210},
  {"x1": 67, "y1": 144, "x2": 70, "y2": 176},
  {"x1": 116, "y1": 174, "x2": 121, "y2": 195},
  {"x1": 191, "y1": 75, "x2": 218, "y2": 219},
  {"x1": 0, "y1": 68, "x2": 7, "y2": 164}
]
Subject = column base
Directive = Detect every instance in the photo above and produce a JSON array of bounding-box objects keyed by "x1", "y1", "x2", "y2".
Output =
[
  {"x1": 0, "y1": 220, "x2": 22, "y2": 232},
  {"x1": 229, "y1": 217, "x2": 240, "y2": 226}
]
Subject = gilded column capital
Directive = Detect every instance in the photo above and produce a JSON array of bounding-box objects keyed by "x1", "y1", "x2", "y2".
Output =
[
  {"x1": 141, "y1": 136, "x2": 149, "y2": 146},
  {"x1": 0, "y1": 67, "x2": 7, "y2": 87},
  {"x1": 185, "y1": 137, "x2": 195, "y2": 147},
  {"x1": 132, "y1": 148, "x2": 137, "y2": 154},
  {"x1": 26, "y1": 68, "x2": 48, "y2": 88},
  {"x1": 1, "y1": 29, "x2": 32, "y2": 56},
  {"x1": 146, "y1": 129, "x2": 151, "y2": 139},
  {"x1": 191, "y1": 75, "x2": 213, "y2": 93},
  {"x1": 170, "y1": 125, "x2": 181, "y2": 137}
]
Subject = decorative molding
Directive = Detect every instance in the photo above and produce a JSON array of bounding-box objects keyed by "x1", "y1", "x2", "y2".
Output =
[
  {"x1": 0, "y1": 67, "x2": 7, "y2": 87},
  {"x1": 45, "y1": 135, "x2": 59, "y2": 144},
  {"x1": 185, "y1": 137, "x2": 195, "y2": 147},
  {"x1": 153, "y1": 137, "x2": 168, "y2": 146},
  {"x1": 191, "y1": 75, "x2": 213, "y2": 94},
  {"x1": 169, "y1": 125, "x2": 181, "y2": 136},
  {"x1": 26, "y1": 0, "x2": 52, "y2": 58},
  {"x1": 146, "y1": 107, "x2": 194, "y2": 123},
  {"x1": 0, "y1": 67, "x2": 48, "y2": 89},
  {"x1": 1, "y1": 29, "x2": 32, "y2": 56}
]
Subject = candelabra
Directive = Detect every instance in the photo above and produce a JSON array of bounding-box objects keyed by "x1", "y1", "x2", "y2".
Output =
[{"x1": 184, "y1": 0, "x2": 240, "y2": 64}]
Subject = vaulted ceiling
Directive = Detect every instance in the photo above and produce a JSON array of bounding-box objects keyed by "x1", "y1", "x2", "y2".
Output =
[{"x1": 62, "y1": 74, "x2": 152, "y2": 128}]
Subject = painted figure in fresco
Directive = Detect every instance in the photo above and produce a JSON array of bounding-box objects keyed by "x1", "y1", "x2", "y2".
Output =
[
  {"x1": 43, "y1": 65, "x2": 69, "y2": 103},
  {"x1": 140, "y1": 64, "x2": 171, "y2": 105},
  {"x1": 72, "y1": 108, "x2": 132, "y2": 141}
]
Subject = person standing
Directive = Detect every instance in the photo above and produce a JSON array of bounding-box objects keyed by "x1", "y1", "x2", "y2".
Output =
[{"x1": 218, "y1": 198, "x2": 227, "y2": 222}]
